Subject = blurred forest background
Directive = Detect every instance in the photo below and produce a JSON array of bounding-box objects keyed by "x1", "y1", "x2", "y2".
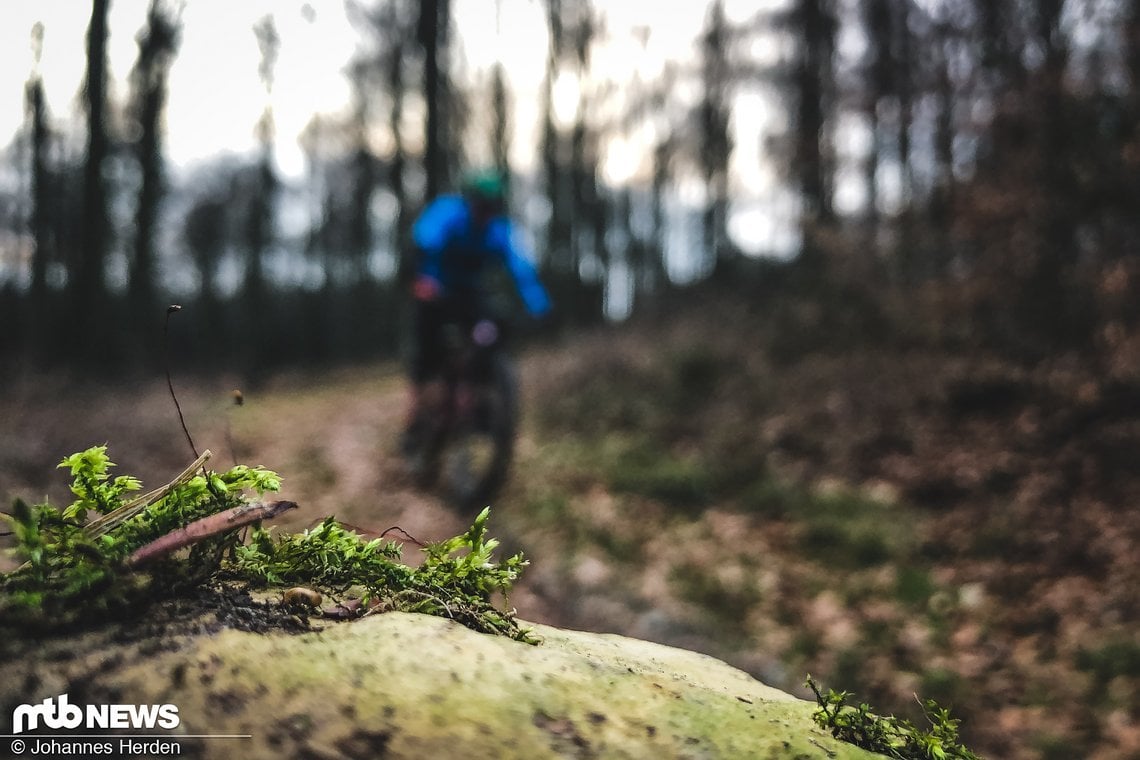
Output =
[
  {"x1": 1, "y1": 0, "x2": 1139, "y2": 374},
  {"x1": 3, "y1": 2, "x2": 1140, "y2": 760}
]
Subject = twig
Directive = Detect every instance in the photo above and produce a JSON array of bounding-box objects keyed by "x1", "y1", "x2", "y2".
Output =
[
  {"x1": 163, "y1": 305, "x2": 198, "y2": 460},
  {"x1": 381, "y1": 589, "x2": 452, "y2": 619},
  {"x1": 380, "y1": 526, "x2": 425, "y2": 546},
  {"x1": 84, "y1": 450, "x2": 212, "y2": 538},
  {"x1": 126, "y1": 499, "x2": 298, "y2": 568},
  {"x1": 225, "y1": 389, "x2": 243, "y2": 467}
]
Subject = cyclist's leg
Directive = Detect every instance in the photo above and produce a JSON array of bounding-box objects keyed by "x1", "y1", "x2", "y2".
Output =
[
  {"x1": 404, "y1": 299, "x2": 447, "y2": 442},
  {"x1": 463, "y1": 290, "x2": 503, "y2": 383}
]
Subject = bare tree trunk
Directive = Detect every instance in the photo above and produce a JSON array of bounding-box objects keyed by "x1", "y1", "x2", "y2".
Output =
[
  {"x1": 129, "y1": 0, "x2": 181, "y2": 355},
  {"x1": 380, "y1": 3, "x2": 412, "y2": 286},
  {"x1": 1128, "y1": 0, "x2": 1140, "y2": 100},
  {"x1": 26, "y1": 63, "x2": 52, "y2": 363},
  {"x1": 491, "y1": 63, "x2": 511, "y2": 198},
  {"x1": 699, "y1": 0, "x2": 734, "y2": 273},
  {"x1": 794, "y1": 0, "x2": 835, "y2": 227},
  {"x1": 419, "y1": 0, "x2": 450, "y2": 199},
  {"x1": 245, "y1": 15, "x2": 280, "y2": 383},
  {"x1": 72, "y1": 0, "x2": 112, "y2": 363},
  {"x1": 930, "y1": 23, "x2": 957, "y2": 276}
]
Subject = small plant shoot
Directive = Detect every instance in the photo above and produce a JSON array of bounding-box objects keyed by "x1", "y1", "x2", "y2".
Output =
[{"x1": 806, "y1": 675, "x2": 982, "y2": 760}]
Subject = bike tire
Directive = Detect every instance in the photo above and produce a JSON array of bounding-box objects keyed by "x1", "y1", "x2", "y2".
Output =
[
  {"x1": 404, "y1": 412, "x2": 445, "y2": 488},
  {"x1": 443, "y1": 352, "x2": 518, "y2": 513}
]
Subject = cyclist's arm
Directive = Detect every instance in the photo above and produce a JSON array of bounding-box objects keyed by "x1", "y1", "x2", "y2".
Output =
[
  {"x1": 412, "y1": 195, "x2": 465, "y2": 284},
  {"x1": 490, "y1": 219, "x2": 552, "y2": 317}
]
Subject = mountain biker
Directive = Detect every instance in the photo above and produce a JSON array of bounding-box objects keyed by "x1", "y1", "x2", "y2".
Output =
[{"x1": 403, "y1": 169, "x2": 552, "y2": 446}]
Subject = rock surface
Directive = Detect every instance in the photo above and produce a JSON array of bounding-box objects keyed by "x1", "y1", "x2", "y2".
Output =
[{"x1": 2, "y1": 610, "x2": 881, "y2": 759}]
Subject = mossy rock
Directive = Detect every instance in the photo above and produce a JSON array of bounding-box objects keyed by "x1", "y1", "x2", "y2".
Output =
[{"x1": 3, "y1": 611, "x2": 883, "y2": 759}]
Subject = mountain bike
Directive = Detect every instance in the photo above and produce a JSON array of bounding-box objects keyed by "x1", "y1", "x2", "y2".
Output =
[{"x1": 402, "y1": 318, "x2": 518, "y2": 513}]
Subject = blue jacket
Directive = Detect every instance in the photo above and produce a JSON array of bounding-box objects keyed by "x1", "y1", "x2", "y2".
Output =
[{"x1": 412, "y1": 195, "x2": 552, "y2": 317}]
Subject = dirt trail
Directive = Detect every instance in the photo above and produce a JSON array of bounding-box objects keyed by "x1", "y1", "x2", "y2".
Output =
[
  {"x1": 1, "y1": 365, "x2": 455, "y2": 533},
  {"x1": 221, "y1": 368, "x2": 460, "y2": 539}
]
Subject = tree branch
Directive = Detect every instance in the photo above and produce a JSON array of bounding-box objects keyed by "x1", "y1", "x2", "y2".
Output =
[{"x1": 126, "y1": 499, "x2": 297, "y2": 568}]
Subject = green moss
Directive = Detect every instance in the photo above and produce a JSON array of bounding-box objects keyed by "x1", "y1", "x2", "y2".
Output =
[
  {"x1": 834, "y1": 648, "x2": 870, "y2": 690},
  {"x1": 608, "y1": 456, "x2": 712, "y2": 509},
  {"x1": 808, "y1": 675, "x2": 981, "y2": 760},
  {"x1": 919, "y1": 667, "x2": 967, "y2": 711},
  {"x1": 1034, "y1": 733, "x2": 1083, "y2": 760},
  {"x1": 670, "y1": 562, "x2": 761, "y2": 628},
  {"x1": 1075, "y1": 638, "x2": 1140, "y2": 701},
  {"x1": 235, "y1": 506, "x2": 534, "y2": 642},
  {"x1": 526, "y1": 490, "x2": 571, "y2": 524},
  {"x1": 739, "y1": 476, "x2": 803, "y2": 518},
  {"x1": 799, "y1": 523, "x2": 893, "y2": 568},
  {"x1": 788, "y1": 631, "x2": 824, "y2": 662},
  {"x1": 603, "y1": 437, "x2": 714, "y2": 510},
  {"x1": 1, "y1": 446, "x2": 280, "y2": 625},
  {"x1": 895, "y1": 566, "x2": 936, "y2": 607},
  {"x1": 3, "y1": 447, "x2": 533, "y2": 643}
]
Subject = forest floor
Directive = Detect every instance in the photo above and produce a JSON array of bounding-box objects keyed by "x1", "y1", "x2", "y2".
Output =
[{"x1": 2, "y1": 283, "x2": 1139, "y2": 760}]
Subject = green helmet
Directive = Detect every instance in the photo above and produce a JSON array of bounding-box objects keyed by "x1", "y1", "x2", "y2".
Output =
[{"x1": 461, "y1": 168, "x2": 506, "y2": 210}]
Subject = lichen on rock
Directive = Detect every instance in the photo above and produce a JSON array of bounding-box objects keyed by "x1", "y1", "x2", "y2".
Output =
[{"x1": 61, "y1": 612, "x2": 883, "y2": 759}]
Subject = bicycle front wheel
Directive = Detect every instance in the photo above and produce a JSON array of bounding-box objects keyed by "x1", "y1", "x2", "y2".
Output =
[{"x1": 442, "y1": 353, "x2": 518, "y2": 514}]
